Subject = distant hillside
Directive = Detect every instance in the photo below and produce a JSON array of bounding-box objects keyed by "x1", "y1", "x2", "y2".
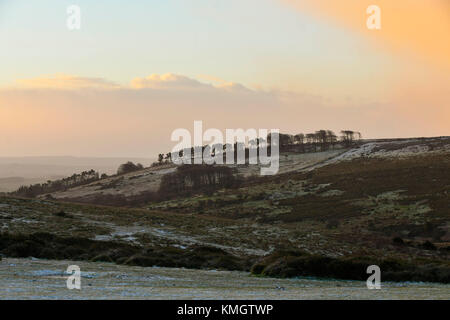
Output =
[
  {"x1": 38, "y1": 136, "x2": 449, "y2": 206},
  {"x1": 0, "y1": 156, "x2": 153, "y2": 192}
]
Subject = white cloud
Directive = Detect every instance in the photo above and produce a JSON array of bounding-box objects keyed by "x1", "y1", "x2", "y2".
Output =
[
  {"x1": 1, "y1": 73, "x2": 446, "y2": 157},
  {"x1": 14, "y1": 74, "x2": 120, "y2": 89},
  {"x1": 130, "y1": 73, "x2": 208, "y2": 90}
]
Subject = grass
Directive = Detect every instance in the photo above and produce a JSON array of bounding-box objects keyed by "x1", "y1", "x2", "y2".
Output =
[
  {"x1": 0, "y1": 232, "x2": 250, "y2": 271},
  {"x1": 0, "y1": 152, "x2": 449, "y2": 282},
  {"x1": 250, "y1": 250, "x2": 450, "y2": 283}
]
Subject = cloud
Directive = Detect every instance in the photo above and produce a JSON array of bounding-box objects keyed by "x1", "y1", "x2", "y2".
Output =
[
  {"x1": 0, "y1": 73, "x2": 283, "y2": 157},
  {"x1": 0, "y1": 72, "x2": 448, "y2": 157},
  {"x1": 130, "y1": 73, "x2": 208, "y2": 90},
  {"x1": 14, "y1": 73, "x2": 255, "y2": 94},
  {"x1": 15, "y1": 74, "x2": 120, "y2": 89},
  {"x1": 130, "y1": 73, "x2": 252, "y2": 93},
  {"x1": 280, "y1": 0, "x2": 450, "y2": 71}
]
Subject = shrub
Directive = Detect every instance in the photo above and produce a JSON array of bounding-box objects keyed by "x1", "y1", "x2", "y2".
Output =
[
  {"x1": 0, "y1": 232, "x2": 248, "y2": 272},
  {"x1": 392, "y1": 237, "x2": 405, "y2": 245},
  {"x1": 326, "y1": 219, "x2": 339, "y2": 229},
  {"x1": 420, "y1": 240, "x2": 437, "y2": 251},
  {"x1": 117, "y1": 161, "x2": 144, "y2": 175},
  {"x1": 159, "y1": 165, "x2": 238, "y2": 199},
  {"x1": 250, "y1": 250, "x2": 450, "y2": 283}
]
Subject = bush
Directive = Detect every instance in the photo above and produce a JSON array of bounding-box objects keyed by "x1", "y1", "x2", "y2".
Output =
[
  {"x1": 326, "y1": 219, "x2": 339, "y2": 229},
  {"x1": 250, "y1": 250, "x2": 450, "y2": 283},
  {"x1": 392, "y1": 237, "x2": 405, "y2": 245},
  {"x1": 0, "y1": 232, "x2": 248, "y2": 272},
  {"x1": 159, "y1": 165, "x2": 239, "y2": 199},
  {"x1": 420, "y1": 240, "x2": 437, "y2": 251},
  {"x1": 53, "y1": 210, "x2": 72, "y2": 218},
  {"x1": 117, "y1": 161, "x2": 144, "y2": 175}
]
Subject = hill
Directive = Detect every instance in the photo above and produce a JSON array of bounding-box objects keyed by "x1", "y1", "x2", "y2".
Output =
[
  {"x1": 1, "y1": 136, "x2": 449, "y2": 282},
  {"x1": 0, "y1": 156, "x2": 153, "y2": 192},
  {"x1": 39, "y1": 137, "x2": 449, "y2": 206}
]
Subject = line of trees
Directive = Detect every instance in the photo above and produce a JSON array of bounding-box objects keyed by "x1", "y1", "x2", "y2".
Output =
[
  {"x1": 11, "y1": 169, "x2": 101, "y2": 198},
  {"x1": 7, "y1": 130, "x2": 362, "y2": 200},
  {"x1": 152, "y1": 129, "x2": 362, "y2": 166},
  {"x1": 270, "y1": 129, "x2": 362, "y2": 152},
  {"x1": 159, "y1": 165, "x2": 238, "y2": 197},
  {"x1": 11, "y1": 160, "x2": 147, "y2": 198}
]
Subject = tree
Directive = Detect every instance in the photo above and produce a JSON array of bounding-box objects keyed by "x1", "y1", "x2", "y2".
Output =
[
  {"x1": 326, "y1": 130, "x2": 337, "y2": 148},
  {"x1": 305, "y1": 133, "x2": 315, "y2": 144},
  {"x1": 315, "y1": 130, "x2": 328, "y2": 150},
  {"x1": 10, "y1": 169, "x2": 101, "y2": 198},
  {"x1": 305, "y1": 133, "x2": 317, "y2": 151},
  {"x1": 279, "y1": 134, "x2": 293, "y2": 147},
  {"x1": 159, "y1": 165, "x2": 237, "y2": 197},
  {"x1": 117, "y1": 161, "x2": 143, "y2": 175},
  {"x1": 340, "y1": 130, "x2": 361, "y2": 147},
  {"x1": 294, "y1": 133, "x2": 304, "y2": 145}
]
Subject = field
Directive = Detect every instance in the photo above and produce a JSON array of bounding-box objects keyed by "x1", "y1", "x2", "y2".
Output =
[
  {"x1": 1, "y1": 137, "x2": 449, "y2": 282},
  {"x1": 2, "y1": 257, "x2": 449, "y2": 300}
]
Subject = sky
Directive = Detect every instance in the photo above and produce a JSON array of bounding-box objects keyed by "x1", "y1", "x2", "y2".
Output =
[{"x1": 0, "y1": 0, "x2": 449, "y2": 157}]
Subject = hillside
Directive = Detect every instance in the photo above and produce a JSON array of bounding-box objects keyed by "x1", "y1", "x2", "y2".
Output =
[
  {"x1": 0, "y1": 156, "x2": 153, "y2": 192},
  {"x1": 39, "y1": 137, "x2": 450, "y2": 206},
  {"x1": 1, "y1": 136, "x2": 449, "y2": 282}
]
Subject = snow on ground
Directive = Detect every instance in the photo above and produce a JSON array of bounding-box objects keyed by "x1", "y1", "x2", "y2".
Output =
[
  {"x1": 2, "y1": 258, "x2": 450, "y2": 299},
  {"x1": 41, "y1": 137, "x2": 449, "y2": 202},
  {"x1": 40, "y1": 164, "x2": 176, "y2": 200},
  {"x1": 307, "y1": 137, "x2": 450, "y2": 171}
]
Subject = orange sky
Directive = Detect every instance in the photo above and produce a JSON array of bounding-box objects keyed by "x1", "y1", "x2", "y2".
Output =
[
  {"x1": 0, "y1": 1, "x2": 448, "y2": 157},
  {"x1": 281, "y1": 0, "x2": 450, "y2": 71}
]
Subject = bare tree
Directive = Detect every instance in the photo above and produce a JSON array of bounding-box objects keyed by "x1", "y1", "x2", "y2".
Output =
[
  {"x1": 326, "y1": 130, "x2": 337, "y2": 149},
  {"x1": 340, "y1": 130, "x2": 361, "y2": 147}
]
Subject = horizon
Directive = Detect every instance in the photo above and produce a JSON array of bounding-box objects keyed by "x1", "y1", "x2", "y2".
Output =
[{"x1": 0, "y1": 134, "x2": 449, "y2": 159}]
